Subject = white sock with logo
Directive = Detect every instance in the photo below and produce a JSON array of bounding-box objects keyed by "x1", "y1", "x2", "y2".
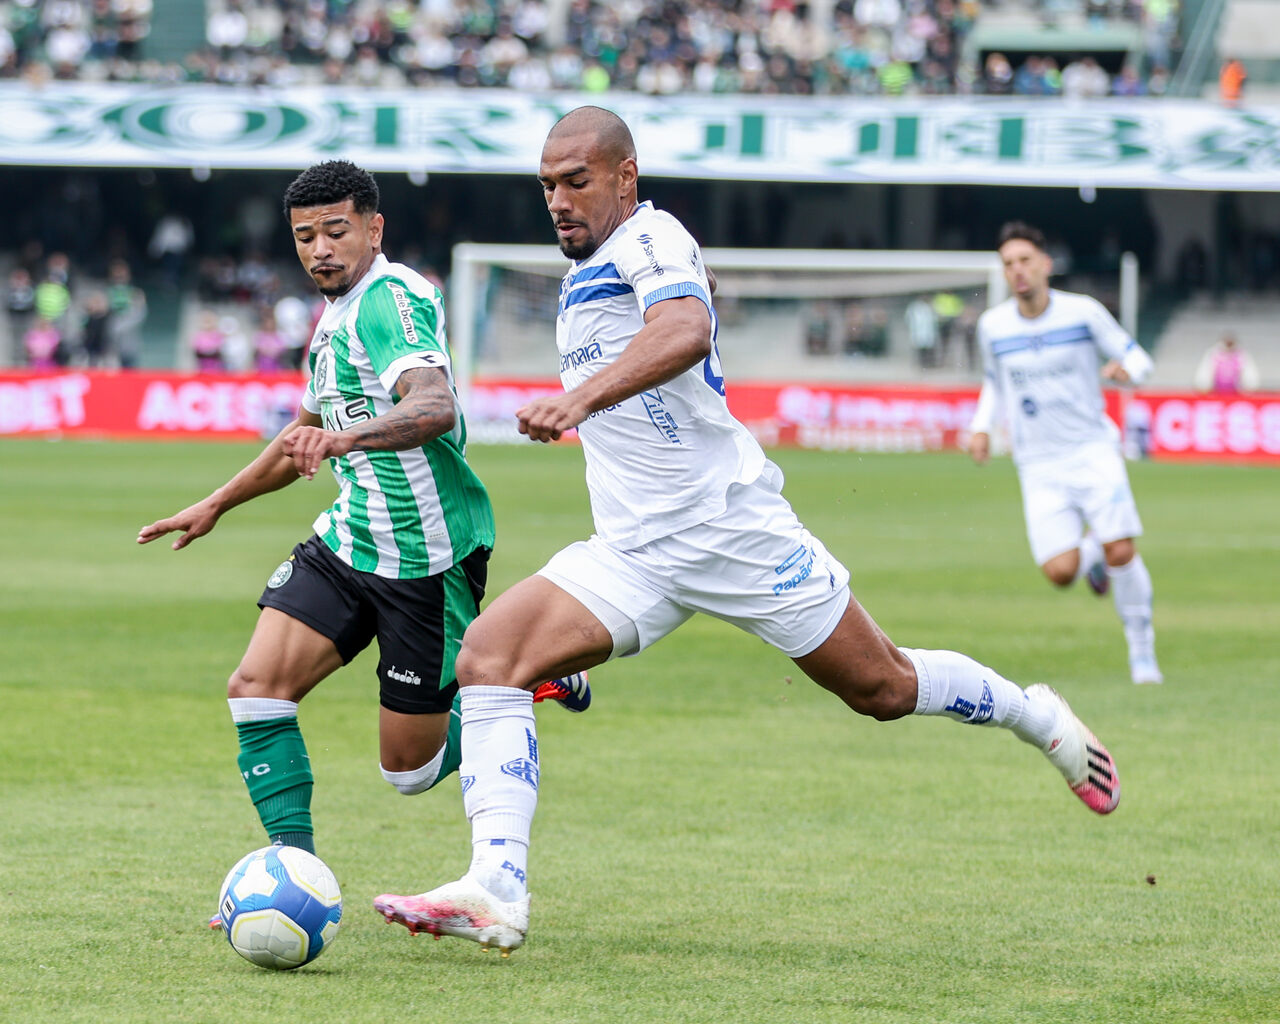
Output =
[
  {"x1": 902, "y1": 648, "x2": 1059, "y2": 748},
  {"x1": 1110, "y1": 554, "x2": 1156, "y2": 661},
  {"x1": 458, "y1": 685, "x2": 538, "y2": 902}
]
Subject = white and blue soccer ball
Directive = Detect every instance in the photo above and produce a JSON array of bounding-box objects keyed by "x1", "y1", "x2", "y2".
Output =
[{"x1": 216, "y1": 846, "x2": 342, "y2": 970}]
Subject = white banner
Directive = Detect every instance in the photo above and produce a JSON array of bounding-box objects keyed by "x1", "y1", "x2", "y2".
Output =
[{"x1": 2, "y1": 84, "x2": 1280, "y2": 189}]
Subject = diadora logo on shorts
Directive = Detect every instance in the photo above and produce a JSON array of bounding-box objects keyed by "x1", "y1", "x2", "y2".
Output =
[
  {"x1": 267, "y1": 557, "x2": 295, "y2": 589},
  {"x1": 635, "y1": 233, "x2": 664, "y2": 276},
  {"x1": 772, "y1": 546, "x2": 815, "y2": 595},
  {"x1": 944, "y1": 681, "x2": 995, "y2": 724},
  {"x1": 500, "y1": 758, "x2": 539, "y2": 790},
  {"x1": 561, "y1": 340, "x2": 602, "y2": 371},
  {"x1": 386, "y1": 665, "x2": 422, "y2": 686}
]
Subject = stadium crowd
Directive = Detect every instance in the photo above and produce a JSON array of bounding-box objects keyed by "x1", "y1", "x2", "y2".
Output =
[{"x1": 0, "y1": 0, "x2": 1175, "y2": 97}]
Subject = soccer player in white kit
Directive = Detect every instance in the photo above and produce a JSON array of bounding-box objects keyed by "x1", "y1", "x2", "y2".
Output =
[
  {"x1": 373, "y1": 108, "x2": 1124, "y2": 955},
  {"x1": 968, "y1": 222, "x2": 1161, "y2": 686}
]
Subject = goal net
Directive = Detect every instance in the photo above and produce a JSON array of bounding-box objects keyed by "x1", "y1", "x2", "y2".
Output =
[{"x1": 449, "y1": 242, "x2": 1008, "y2": 445}]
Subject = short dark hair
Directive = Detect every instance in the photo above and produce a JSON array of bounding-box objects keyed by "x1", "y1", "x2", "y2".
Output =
[
  {"x1": 996, "y1": 220, "x2": 1048, "y2": 252},
  {"x1": 282, "y1": 160, "x2": 379, "y2": 218}
]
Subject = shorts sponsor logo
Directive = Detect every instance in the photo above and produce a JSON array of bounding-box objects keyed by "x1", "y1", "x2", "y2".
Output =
[
  {"x1": 267, "y1": 559, "x2": 294, "y2": 588},
  {"x1": 386, "y1": 665, "x2": 422, "y2": 686},
  {"x1": 772, "y1": 546, "x2": 815, "y2": 595},
  {"x1": 774, "y1": 545, "x2": 808, "y2": 575},
  {"x1": 500, "y1": 757, "x2": 539, "y2": 790}
]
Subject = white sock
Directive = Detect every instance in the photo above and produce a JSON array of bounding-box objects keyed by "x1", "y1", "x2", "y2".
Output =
[
  {"x1": 902, "y1": 647, "x2": 1059, "y2": 748},
  {"x1": 379, "y1": 744, "x2": 446, "y2": 795},
  {"x1": 1110, "y1": 554, "x2": 1156, "y2": 661},
  {"x1": 458, "y1": 685, "x2": 538, "y2": 900},
  {"x1": 227, "y1": 697, "x2": 298, "y2": 723},
  {"x1": 1074, "y1": 533, "x2": 1104, "y2": 584}
]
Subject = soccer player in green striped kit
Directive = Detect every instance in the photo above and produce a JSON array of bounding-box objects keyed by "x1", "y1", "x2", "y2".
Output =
[{"x1": 138, "y1": 162, "x2": 588, "y2": 905}]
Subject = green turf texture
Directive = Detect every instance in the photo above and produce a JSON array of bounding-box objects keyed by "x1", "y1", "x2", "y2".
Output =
[{"x1": 2, "y1": 439, "x2": 1276, "y2": 1024}]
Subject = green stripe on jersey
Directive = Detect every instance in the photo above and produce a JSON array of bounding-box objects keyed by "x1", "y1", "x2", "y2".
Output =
[{"x1": 310, "y1": 265, "x2": 493, "y2": 579}]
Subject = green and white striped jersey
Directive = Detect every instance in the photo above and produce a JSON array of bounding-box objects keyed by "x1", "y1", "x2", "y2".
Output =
[{"x1": 300, "y1": 254, "x2": 494, "y2": 579}]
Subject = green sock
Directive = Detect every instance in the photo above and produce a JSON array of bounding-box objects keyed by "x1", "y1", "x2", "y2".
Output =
[{"x1": 236, "y1": 717, "x2": 315, "y2": 854}]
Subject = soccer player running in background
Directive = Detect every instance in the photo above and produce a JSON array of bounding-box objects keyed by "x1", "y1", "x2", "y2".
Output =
[
  {"x1": 372, "y1": 107, "x2": 1122, "y2": 957},
  {"x1": 968, "y1": 222, "x2": 1161, "y2": 686},
  {"x1": 137, "y1": 162, "x2": 588, "y2": 912}
]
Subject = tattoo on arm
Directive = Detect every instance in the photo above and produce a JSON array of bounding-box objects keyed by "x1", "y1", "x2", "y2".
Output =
[{"x1": 350, "y1": 366, "x2": 456, "y2": 451}]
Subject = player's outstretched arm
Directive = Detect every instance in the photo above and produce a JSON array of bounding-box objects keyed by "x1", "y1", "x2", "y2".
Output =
[
  {"x1": 137, "y1": 410, "x2": 318, "y2": 550},
  {"x1": 516, "y1": 296, "x2": 711, "y2": 443},
  {"x1": 281, "y1": 366, "x2": 456, "y2": 480}
]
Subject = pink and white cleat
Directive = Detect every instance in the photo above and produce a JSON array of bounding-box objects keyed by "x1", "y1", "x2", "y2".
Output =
[
  {"x1": 1027, "y1": 684, "x2": 1120, "y2": 815},
  {"x1": 374, "y1": 876, "x2": 530, "y2": 956}
]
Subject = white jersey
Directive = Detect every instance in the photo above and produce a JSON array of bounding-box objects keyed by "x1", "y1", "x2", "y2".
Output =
[
  {"x1": 971, "y1": 289, "x2": 1153, "y2": 465},
  {"x1": 556, "y1": 201, "x2": 771, "y2": 548}
]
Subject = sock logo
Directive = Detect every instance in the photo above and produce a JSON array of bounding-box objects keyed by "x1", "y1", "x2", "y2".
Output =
[
  {"x1": 460, "y1": 774, "x2": 476, "y2": 794},
  {"x1": 944, "y1": 681, "x2": 995, "y2": 725},
  {"x1": 525, "y1": 728, "x2": 539, "y2": 765},
  {"x1": 500, "y1": 758, "x2": 539, "y2": 790},
  {"x1": 242, "y1": 762, "x2": 271, "y2": 779},
  {"x1": 501, "y1": 860, "x2": 527, "y2": 884}
]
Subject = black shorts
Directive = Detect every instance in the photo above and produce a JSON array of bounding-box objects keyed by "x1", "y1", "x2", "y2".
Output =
[{"x1": 258, "y1": 535, "x2": 489, "y2": 715}]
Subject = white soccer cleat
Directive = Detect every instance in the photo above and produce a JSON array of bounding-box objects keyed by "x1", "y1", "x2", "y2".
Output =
[
  {"x1": 1130, "y1": 656, "x2": 1164, "y2": 685},
  {"x1": 1027, "y1": 684, "x2": 1120, "y2": 815},
  {"x1": 374, "y1": 876, "x2": 530, "y2": 956}
]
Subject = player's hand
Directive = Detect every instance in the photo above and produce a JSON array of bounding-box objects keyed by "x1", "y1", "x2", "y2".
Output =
[
  {"x1": 968, "y1": 431, "x2": 991, "y2": 465},
  {"x1": 1101, "y1": 359, "x2": 1131, "y2": 384},
  {"x1": 137, "y1": 497, "x2": 221, "y2": 551},
  {"x1": 515, "y1": 393, "x2": 590, "y2": 443},
  {"x1": 281, "y1": 426, "x2": 355, "y2": 480}
]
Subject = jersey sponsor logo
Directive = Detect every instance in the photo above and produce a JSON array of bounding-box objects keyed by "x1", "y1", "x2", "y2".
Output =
[
  {"x1": 772, "y1": 546, "x2": 815, "y2": 595},
  {"x1": 1021, "y1": 397, "x2": 1038, "y2": 417},
  {"x1": 1009, "y1": 361, "x2": 1075, "y2": 387},
  {"x1": 641, "y1": 389, "x2": 682, "y2": 444},
  {"x1": 500, "y1": 757, "x2": 539, "y2": 791},
  {"x1": 560, "y1": 341, "x2": 603, "y2": 371},
  {"x1": 387, "y1": 283, "x2": 421, "y2": 346},
  {"x1": 944, "y1": 681, "x2": 995, "y2": 724},
  {"x1": 635, "y1": 233, "x2": 664, "y2": 276},
  {"x1": 267, "y1": 559, "x2": 294, "y2": 588},
  {"x1": 386, "y1": 665, "x2": 422, "y2": 686}
]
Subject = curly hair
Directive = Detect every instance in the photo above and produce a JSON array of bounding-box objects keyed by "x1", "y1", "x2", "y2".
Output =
[
  {"x1": 996, "y1": 220, "x2": 1048, "y2": 252},
  {"x1": 282, "y1": 160, "x2": 379, "y2": 218}
]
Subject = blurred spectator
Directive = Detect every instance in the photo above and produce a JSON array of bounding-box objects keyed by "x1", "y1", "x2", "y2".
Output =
[
  {"x1": 24, "y1": 318, "x2": 65, "y2": 370},
  {"x1": 190, "y1": 309, "x2": 226, "y2": 372},
  {"x1": 220, "y1": 312, "x2": 252, "y2": 370},
  {"x1": 1220, "y1": 56, "x2": 1247, "y2": 106},
  {"x1": 1111, "y1": 63, "x2": 1146, "y2": 96},
  {"x1": 1061, "y1": 56, "x2": 1110, "y2": 99},
  {"x1": 6, "y1": 266, "x2": 36, "y2": 343},
  {"x1": 252, "y1": 307, "x2": 288, "y2": 372},
  {"x1": 982, "y1": 51, "x2": 1013, "y2": 94},
  {"x1": 1195, "y1": 332, "x2": 1260, "y2": 394},
  {"x1": 273, "y1": 291, "x2": 314, "y2": 371},
  {"x1": 905, "y1": 295, "x2": 938, "y2": 368},
  {"x1": 148, "y1": 213, "x2": 194, "y2": 289},
  {"x1": 79, "y1": 289, "x2": 113, "y2": 366},
  {"x1": 34, "y1": 257, "x2": 73, "y2": 335},
  {"x1": 105, "y1": 257, "x2": 147, "y2": 369}
]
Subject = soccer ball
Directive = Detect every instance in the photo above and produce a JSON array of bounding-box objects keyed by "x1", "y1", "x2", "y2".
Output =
[{"x1": 216, "y1": 846, "x2": 342, "y2": 970}]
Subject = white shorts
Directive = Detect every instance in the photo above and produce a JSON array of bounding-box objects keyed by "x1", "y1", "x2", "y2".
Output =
[
  {"x1": 537, "y1": 476, "x2": 852, "y2": 660},
  {"x1": 1017, "y1": 440, "x2": 1143, "y2": 565}
]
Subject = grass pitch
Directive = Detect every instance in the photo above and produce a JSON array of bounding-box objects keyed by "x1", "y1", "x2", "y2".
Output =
[{"x1": 1, "y1": 439, "x2": 1276, "y2": 1024}]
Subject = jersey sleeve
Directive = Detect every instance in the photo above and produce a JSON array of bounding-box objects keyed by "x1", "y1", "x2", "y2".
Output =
[
  {"x1": 354, "y1": 277, "x2": 452, "y2": 393},
  {"x1": 969, "y1": 310, "x2": 1003, "y2": 433},
  {"x1": 614, "y1": 218, "x2": 712, "y2": 316}
]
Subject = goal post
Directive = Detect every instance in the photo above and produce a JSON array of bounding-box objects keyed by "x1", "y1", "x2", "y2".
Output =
[
  {"x1": 447, "y1": 242, "x2": 1139, "y2": 445},
  {"x1": 449, "y1": 242, "x2": 1008, "y2": 419}
]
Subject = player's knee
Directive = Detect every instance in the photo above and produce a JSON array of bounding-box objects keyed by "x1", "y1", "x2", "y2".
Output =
[
  {"x1": 380, "y1": 761, "x2": 439, "y2": 796},
  {"x1": 1042, "y1": 563, "x2": 1075, "y2": 588},
  {"x1": 1104, "y1": 538, "x2": 1136, "y2": 566},
  {"x1": 455, "y1": 635, "x2": 521, "y2": 688}
]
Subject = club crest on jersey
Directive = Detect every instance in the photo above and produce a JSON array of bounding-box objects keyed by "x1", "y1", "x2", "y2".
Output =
[
  {"x1": 500, "y1": 758, "x2": 539, "y2": 791},
  {"x1": 266, "y1": 558, "x2": 294, "y2": 588}
]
